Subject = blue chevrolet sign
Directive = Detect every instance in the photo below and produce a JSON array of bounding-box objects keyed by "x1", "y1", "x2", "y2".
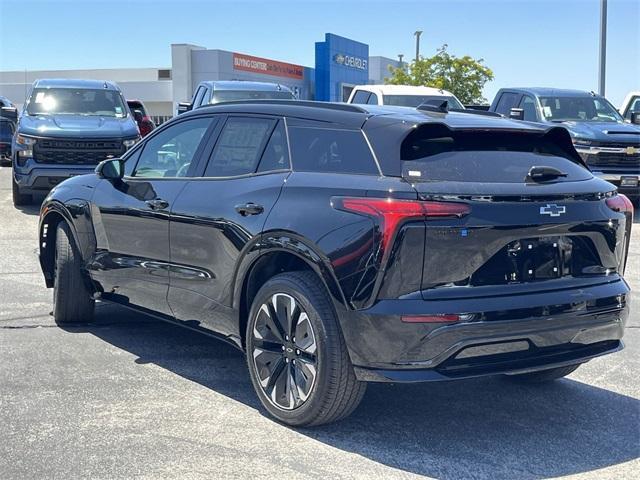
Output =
[{"x1": 315, "y1": 33, "x2": 369, "y2": 102}]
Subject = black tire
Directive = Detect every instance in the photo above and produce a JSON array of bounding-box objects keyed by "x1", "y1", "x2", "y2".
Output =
[
  {"x1": 505, "y1": 363, "x2": 581, "y2": 383},
  {"x1": 53, "y1": 222, "x2": 95, "y2": 324},
  {"x1": 246, "y1": 271, "x2": 366, "y2": 427},
  {"x1": 12, "y1": 174, "x2": 31, "y2": 206}
]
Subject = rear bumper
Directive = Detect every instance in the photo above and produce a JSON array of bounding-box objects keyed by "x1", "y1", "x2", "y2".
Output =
[{"x1": 339, "y1": 278, "x2": 630, "y2": 382}]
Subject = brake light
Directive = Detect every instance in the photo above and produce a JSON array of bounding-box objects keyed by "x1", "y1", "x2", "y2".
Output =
[
  {"x1": 333, "y1": 197, "x2": 470, "y2": 251},
  {"x1": 606, "y1": 194, "x2": 634, "y2": 215}
]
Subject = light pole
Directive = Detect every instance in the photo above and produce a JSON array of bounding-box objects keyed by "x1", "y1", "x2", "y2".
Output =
[
  {"x1": 598, "y1": 0, "x2": 607, "y2": 96},
  {"x1": 398, "y1": 54, "x2": 404, "y2": 70},
  {"x1": 414, "y1": 31, "x2": 423, "y2": 63}
]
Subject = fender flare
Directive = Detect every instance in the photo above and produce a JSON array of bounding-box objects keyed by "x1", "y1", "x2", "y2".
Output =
[
  {"x1": 231, "y1": 231, "x2": 349, "y2": 313},
  {"x1": 39, "y1": 199, "x2": 94, "y2": 288}
]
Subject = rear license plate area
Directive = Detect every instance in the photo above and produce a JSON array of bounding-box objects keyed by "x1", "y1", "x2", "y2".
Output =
[{"x1": 507, "y1": 237, "x2": 567, "y2": 282}]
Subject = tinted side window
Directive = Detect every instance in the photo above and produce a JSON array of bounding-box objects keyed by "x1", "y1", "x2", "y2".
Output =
[
  {"x1": 193, "y1": 86, "x2": 206, "y2": 107},
  {"x1": 257, "y1": 121, "x2": 289, "y2": 172},
  {"x1": 205, "y1": 117, "x2": 275, "y2": 177},
  {"x1": 625, "y1": 97, "x2": 640, "y2": 120},
  {"x1": 133, "y1": 117, "x2": 212, "y2": 178},
  {"x1": 520, "y1": 95, "x2": 537, "y2": 121},
  {"x1": 367, "y1": 93, "x2": 379, "y2": 105},
  {"x1": 495, "y1": 92, "x2": 519, "y2": 115},
  {"x1": 351, "y1": 90, "x2": 371, "y2": 104},
  {"x1": 289, "y1": 127, "x2": 378, "y2": 175}
]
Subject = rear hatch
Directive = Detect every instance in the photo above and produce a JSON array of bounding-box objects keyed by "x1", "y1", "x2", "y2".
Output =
[{"x1": 397, "y1": 125, "x2": 630, "y2": 301}]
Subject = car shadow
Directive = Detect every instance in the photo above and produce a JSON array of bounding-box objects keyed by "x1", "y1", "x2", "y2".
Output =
[
  {"x1": 61, "y1": 302, "x2": 640, "y2": 479},
  {"x1": 14, "y1": 203, "x2": 42, "y2": 216}
]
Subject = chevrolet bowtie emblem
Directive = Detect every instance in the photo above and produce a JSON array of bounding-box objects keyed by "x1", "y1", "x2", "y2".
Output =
[
  {"x1": 626, "y1": 146, "x2": 638, "y2": 155},
  {"x1": 540, "y1": 204, "x2": 566, "y2": 217}
]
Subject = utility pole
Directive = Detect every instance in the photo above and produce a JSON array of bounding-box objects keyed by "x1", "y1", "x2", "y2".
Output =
[
  {"x1": 414, "y1": 31, "x2": 423, "y2": 63},
  {"x1": 398, "y1": 54, "x2": 404, "y2": 70},
  {"x1": 598, "y1": 0, "x2": 607, "y2": 96}
]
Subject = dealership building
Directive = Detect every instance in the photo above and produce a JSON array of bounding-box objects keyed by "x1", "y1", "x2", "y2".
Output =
[{"x1": 0, "y1": 33, "x2": 400, "y2": 124}]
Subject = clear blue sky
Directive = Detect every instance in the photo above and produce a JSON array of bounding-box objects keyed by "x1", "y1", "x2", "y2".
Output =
[{"x1": 0, "y1": 0, "x2": 638, "y2": 105}]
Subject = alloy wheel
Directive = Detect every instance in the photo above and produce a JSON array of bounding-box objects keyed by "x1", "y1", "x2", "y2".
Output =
[{"x1": 251, "y1": 293, "x2": 318, "y2": 410}]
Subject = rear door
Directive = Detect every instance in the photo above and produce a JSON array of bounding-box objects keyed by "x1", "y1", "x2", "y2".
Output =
[
  {"x1": 167, "y1": 115, "x2": 290, "y2": 338},
  {"x1": 89, "y1": 115, "x2": 216, "y2": 314}
]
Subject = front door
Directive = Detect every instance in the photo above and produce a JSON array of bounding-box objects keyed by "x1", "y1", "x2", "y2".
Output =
[
  {"x1": 89, "y1": 116, "x2": 216, "y2": 315},
  {"x1": 168, "y1": 116, "x2": 290, "y2": 338}
]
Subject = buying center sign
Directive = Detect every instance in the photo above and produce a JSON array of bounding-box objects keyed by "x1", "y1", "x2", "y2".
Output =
[{"x1": 233, "y1": 53, "x2": 304, "y2": 80}]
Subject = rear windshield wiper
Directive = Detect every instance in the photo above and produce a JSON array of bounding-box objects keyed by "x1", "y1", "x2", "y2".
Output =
[{"x1": 527, "y1": 166, "x2": 568, "y2": 182}]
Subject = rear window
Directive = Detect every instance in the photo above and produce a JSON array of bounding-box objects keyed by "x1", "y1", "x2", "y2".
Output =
[
  {"x1": 383, "y1": 94, "x2": 464, "y2": 110},
  {"x1": 289, "y1": 127, "x2": 378, "y2": 175},
  {"x1": 400, "y1": 127, "x2": 591, "y2": 183}
]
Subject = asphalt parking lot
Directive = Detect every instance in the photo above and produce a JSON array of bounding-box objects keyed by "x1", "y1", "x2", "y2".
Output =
[{"x1": 0, "y1": 165, "x2": 638, "y2": 480}]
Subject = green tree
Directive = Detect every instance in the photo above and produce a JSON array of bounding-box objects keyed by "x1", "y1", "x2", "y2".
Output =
[{"x1": 386, "y1": 44, "x2": 494, "y2": 105}]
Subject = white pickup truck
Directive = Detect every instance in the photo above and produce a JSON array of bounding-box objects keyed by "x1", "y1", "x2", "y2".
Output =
[
  {"x1": 346, "y1": 84, "x2": 464, "y2": 109},
  {"x1": 620, "y1": 91, "x2": 640, "y2": 123}
]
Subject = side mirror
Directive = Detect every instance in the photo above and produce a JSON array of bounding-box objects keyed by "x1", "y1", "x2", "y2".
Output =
[
  {"x1": 133, "y1": 109, "x2": 144, "y2": 123},
  {"x1": 509, "y1": 107, "x2": 525, "y2": 121},
  {"x1": 0, "y1": 106, "x2": 18, "y2": 123},
  {"x1": 630, "y1": 111, "x2": 640, "y2": 125},
  {"x1": 96, "y1": 158, "x2": 124, "y2": 180},
  {"x1": 177, "y1": 102, "x2": 192, "y2": 115}
]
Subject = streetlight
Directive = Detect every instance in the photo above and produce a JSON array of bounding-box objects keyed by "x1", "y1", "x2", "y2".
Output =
[
  {"x1": 598, "y1": 0, "x2": 607, "y2": 95},
  {"x1": 414, "y1": 31, "x2": 423, "y2": 63},
  {"x1": 398, "y1": 54, "x2": 404, "y2": 70}
]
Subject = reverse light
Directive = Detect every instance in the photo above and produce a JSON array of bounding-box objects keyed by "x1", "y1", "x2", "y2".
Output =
[
  {"x1": 332, "y1": 197, "x2": 470, "y2": 250},
  {"x1": 606, "y1": 194, "x2": 634, "y2": 215}
]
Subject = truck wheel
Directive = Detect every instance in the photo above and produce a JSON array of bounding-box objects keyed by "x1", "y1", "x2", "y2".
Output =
[
  {"x1": 246, "y1": 271, "x2": 366, "y2": 426},
  {"x1": 53, "y1": 222, "x2": 95, "y2": 324},
  {"x1": 505, "y1": 363, "x2": 581, "y2": 383},
  {"x1": 12, "y1": 175, "x2": 31, "y2": 206}
]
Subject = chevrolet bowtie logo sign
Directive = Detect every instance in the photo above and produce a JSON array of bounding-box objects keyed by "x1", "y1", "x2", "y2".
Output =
[
  {"x1": 540, "y1": 204, "x2": 566, "y2": 217},
  {"x1": 626, "y1": 146, "x2": 639, "y2": 155}
]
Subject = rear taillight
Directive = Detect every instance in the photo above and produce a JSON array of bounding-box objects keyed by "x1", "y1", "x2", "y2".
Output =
[
  {"x1": 332, "y1": 197, "x2": 470, "y2": 250},
  {"x1": 606, "y1": 194, "x2": 634, "y2": 215}
]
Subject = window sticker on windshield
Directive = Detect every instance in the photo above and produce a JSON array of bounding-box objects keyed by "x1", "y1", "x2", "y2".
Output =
[{"x1": 35, "y1": 92, "x2": 46, "y2": 103}]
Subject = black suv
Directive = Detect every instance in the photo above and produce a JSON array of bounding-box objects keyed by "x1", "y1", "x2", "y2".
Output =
[{"x1": 39, "y1": 101, "x2": 633, "y2": 426}]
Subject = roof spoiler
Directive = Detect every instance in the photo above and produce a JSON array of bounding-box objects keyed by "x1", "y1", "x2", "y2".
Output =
[{"x1": 417, "y1": 100, "x2": 503, "y2": 118}]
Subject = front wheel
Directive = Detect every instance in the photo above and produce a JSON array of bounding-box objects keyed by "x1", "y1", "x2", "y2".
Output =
[
  {"x1": 53, "y1": 222, "x2": 95, "y2": 324},
  {"x1": 246, "y1": 271, "x2": 366, "y2": 426},
  {"x1": 504, "y1": 363, "x2": 581, "y2": 383}
]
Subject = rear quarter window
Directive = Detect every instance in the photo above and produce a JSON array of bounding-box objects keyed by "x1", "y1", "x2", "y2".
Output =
[{"x1": 288, "y1": 126, "x2": 379, "y2": 175}]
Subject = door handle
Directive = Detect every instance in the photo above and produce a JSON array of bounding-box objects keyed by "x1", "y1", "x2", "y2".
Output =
[
  {"x1": 235, "y1": 202, "x2": 264, "y2": 216},
  {"x1": 145, "y1": 199, "x2": 170, "y2": 210}
]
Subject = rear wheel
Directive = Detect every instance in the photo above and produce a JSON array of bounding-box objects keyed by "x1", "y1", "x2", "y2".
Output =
[
  {"x1": 505, "y1": 363, "x2": 581, "y2": 383},
  {"x1": 53, "y1": 222, "x2": 95, "y2": 324},
  {"x1": 12, "y1": 174, "x2": 31, "y2": 206},
  {"x1": 246, "y1": 271, "x2": 366, "y2": 426}
]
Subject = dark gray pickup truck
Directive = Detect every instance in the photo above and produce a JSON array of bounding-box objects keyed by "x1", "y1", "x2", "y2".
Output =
[{"x1": 489, "y1": 88, "x2": 640, "y2": 203}]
